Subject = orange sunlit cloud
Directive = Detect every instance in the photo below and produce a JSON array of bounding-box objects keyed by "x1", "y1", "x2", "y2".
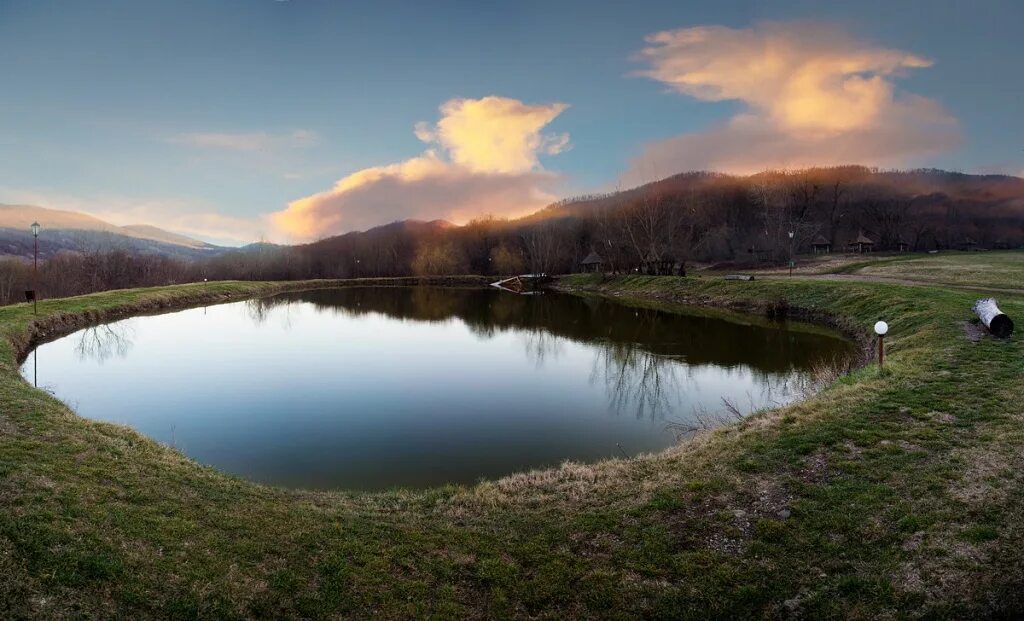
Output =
[
  {"x1": 273, "y1": 96, "x2": 569, "y2": 239},
  {"x1": 416, "y1": 97, "x2": 570, "y2": 174},
  {"x1": 626, "y1": 22, "x2": 960, "y2": 181}
]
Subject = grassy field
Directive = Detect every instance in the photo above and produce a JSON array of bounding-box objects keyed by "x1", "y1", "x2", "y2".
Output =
[
  {"x1": 828, "y1": 250, "x2": 1024, "y2": 289},
  {"x1": 721, "y1": 250, "x2": 1024, "y2": 291},
  {"x1": 1, "y1": 257, "x2": 1023, "y2": 618}
]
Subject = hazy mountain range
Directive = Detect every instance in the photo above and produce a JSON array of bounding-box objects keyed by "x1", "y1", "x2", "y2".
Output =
[
  {"x1": 2, "y1": 168, "x2": 1022, "y2": 263},
  {"x1": 0, "y1": 204, "x2": 223, "y2": 259}
]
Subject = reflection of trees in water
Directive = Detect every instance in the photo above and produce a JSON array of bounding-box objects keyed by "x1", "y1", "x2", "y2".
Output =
[
  {"x1": 663, "y1": 364, "x2": 846, "y2": 439},
  {"x1": 582, "y1": 301, "x2": 689, "y2": 421},
  {"x1": 75, "y1": 322, "x2": 135, "y2": 363},
  {"x1": 594, "y1": 341, "x2": 683, "y2": 421},
  {"x1": 519, "y1": 329, "x2": 565, "y2": 367},
  {"x1": 245, "y1": 298, "x2": 274, "y2": 325},
  {"x1": 257, "y1": 287, "x2": 853, "y2": 372},
  {"x1": 245, "y1": 297, "x2": 297, "y2": 330},
  {"x1": 248, "y1": 287, "x2": 854, "y2": 423},
  {"x1": 517, "y1": 315, "x2": 683, "y2": 420}
]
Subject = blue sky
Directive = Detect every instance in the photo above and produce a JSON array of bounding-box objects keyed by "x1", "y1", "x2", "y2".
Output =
[{"x1": 1, "y1": 0, "x2": 1021, "y2": 244}]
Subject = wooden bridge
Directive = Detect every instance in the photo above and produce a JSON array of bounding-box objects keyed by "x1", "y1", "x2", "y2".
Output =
[{"x1": 490, "y1": 274, "x2": 552, "y2": 294}]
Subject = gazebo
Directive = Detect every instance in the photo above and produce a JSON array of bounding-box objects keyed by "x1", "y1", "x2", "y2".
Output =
[
  {"x1": 641, "y1": 247, "x2": 676, "y2": 276},
  {"x1": 811, "y1": 235, "x2": 832, "y2": 254},
  {"x1": 896, "y1": 239, "x2": 911, "y2": 253},
  {"x1": 580, "y1": 249, "x2": 605, "y2": 273},
  {"x1": 847, "y1": 231, "x2": 874, "y2": 254},
  {"x1": 747, "y1": 246, "x2": 772, "y2": 263}
]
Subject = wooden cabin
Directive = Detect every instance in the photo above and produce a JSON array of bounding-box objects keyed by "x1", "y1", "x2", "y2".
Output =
[
  {"x1": 580, "y1": 249, "x2": 605, "y2": 273},
  {"x1": 847, "y1": 231, "x2": 875, "y2": 254},
  {"x1": 641, "y1": 247, "x2": 676, "y2": 276},
  {"x1": 811, "y1": 235, "x2": 832, "y2": 254}
]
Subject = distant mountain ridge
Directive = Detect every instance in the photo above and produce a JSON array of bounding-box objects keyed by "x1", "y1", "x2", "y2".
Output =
[
  {"x1": 0, "y1": 204, "x2": 222, "y2": 259},
  {"x1": 282, "y1": 166, "x2": 1024, "y2": 280},
  {"x1": 4, "y1": 168, "x2": 1022, "y2": 264},
  {"x1": 120, "y1": 224, "x2": 216, "y2": 249},
  {"x1": 529, "y1": 168, "x2": 1024, "y2": 222}
]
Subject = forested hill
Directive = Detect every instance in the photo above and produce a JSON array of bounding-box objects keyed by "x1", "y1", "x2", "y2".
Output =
[
  {"x1": 3, "y1": 167, "x2": 1021, "y2": 300},
  {"x1": 206, "y1": 166, "x2": 1021, "y2": 281}
]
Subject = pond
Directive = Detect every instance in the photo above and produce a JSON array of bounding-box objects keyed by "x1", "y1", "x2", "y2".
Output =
[{"x1": 22, "y1": 287, "x2": 855, "y2": 490}]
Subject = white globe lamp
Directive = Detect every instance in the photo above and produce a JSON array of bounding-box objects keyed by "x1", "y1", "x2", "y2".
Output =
[{"x1": 874, "y1": 320, "x2": 888, "y2": 368}]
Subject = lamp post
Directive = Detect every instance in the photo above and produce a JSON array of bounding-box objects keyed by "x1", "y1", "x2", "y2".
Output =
[
  {"x1": 788, "y1": 230, "x2": 795, "y2": 276},
  {"x1": 874, "y1": 320, "x2": 888, "y2": 369},
  {"x1": 31, "y1": 222, "x2": 40, "y2": 314}
]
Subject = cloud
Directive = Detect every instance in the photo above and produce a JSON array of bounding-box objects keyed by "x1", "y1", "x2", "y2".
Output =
[
  {"x1": 272, "y1": 96, "x2": 569, "y2": 239},
  {"x1": 416, "y1": 97, "x2": 570, "y2": 174},
  {"x1": 168, "y1": 129, "x2": 317, "y2": 152},
  {"x1": 626, "y1": 22, "x2": 960, "y2": 179}
]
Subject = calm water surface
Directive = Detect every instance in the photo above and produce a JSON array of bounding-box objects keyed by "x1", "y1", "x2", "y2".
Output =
[{"x1": 23, "y1": 287, "x2": 854, "y2": 490}]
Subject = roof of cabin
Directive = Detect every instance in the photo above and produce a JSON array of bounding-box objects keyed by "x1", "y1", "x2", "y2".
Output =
[
  {"x1": 643, "y1": 246, "x2": 674, "y2": 262},
  {"x1": 581, "y1": 250, "x2": 604, "y2": 264},
  {"x1": 852, "y1": 232, "x2": 874, "y2": 245}
]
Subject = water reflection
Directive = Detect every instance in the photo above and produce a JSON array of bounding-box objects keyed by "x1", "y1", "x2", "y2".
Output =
[
  {"x1": 74, "y1": 323, "x2": 135, "y2": 363},
  {"x1": 24, "y1": 287, "x2": 855, "y2": 490},
  {"x1": 267, "y1": 288, "x2": 853, "y2": 421},
  {"x1": 595, "y1": 344, "x2": 681, "y2": 420},
  {"x1": 263, "y1": 287, "x2": 847, "y2": 372}
]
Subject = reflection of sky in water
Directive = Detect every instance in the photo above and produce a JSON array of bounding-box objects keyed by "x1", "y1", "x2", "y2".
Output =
[{"x1": 23, "y1": 288, "x2": 853, "y2": 490}]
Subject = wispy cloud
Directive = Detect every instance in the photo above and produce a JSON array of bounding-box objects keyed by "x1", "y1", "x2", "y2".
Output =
[
  {"x1": 626, "y1": 22, "x2": 960, "y2": 180},
  {"x1": 168, "y1": 129, "x2": 318, "y2": 152},
  {"x1": 272, "y1": 96, "x2": 569, "y2": 239}
]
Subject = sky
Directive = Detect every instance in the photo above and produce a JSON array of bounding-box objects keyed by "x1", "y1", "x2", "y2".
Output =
[{"x1": 1, "y1": 0, "x2": 1021, "y2": 245}]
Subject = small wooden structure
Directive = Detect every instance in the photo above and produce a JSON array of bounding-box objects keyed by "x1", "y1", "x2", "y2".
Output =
[
  {"x1": 958, "y1": 237, "x2": 979, "y2": 251},
  {"x1": 811, "y1": 235, "x2": 832, "y2": 254},
  {"x1": 580, "y1": 249, "x2": 605, "y2": 273},
  {"x1": 993, "y1": 239, "x2": 1011, "y2": 250},
  {"x1": 847, "y1": 231, "x2": 875, "y2": 254},
  {"x1": 490, "y1": 274, "x2": 551, "y2": 295},
  {"x1": 896, "y1": 239, "x2": 911, "y2": 253},
  {"x1": 974, "y1": 297, "x2": 1014, "y2": 338},
  {"x1": 641, "y1": 247, "x2": 676, "y2": 276},
  {"x1": 747, "y1": 246, "x2": 772, "y2": 263}
]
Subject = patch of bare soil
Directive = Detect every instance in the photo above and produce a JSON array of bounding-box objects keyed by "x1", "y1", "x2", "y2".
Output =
[{"x1": 962, "y1": 320, "x2": 986, "y2": 343}]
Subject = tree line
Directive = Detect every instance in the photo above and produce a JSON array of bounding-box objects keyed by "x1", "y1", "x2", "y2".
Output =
[{"x1": 1, "y1": 166, "x2": 1020, "y2": 305}]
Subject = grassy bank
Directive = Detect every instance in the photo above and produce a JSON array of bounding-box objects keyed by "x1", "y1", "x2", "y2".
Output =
[
  {"x1": 740, "y1": 249, "x2": 1024, "y2": 291},
  {"x1": 828, "y1": 250, "x2": 1024, "y2": 288},
  {"x1": 1, "y1": 270, "x2": 1023, "y2": 618}
]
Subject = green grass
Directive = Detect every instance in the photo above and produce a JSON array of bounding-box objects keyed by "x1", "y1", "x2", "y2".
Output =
[
  {"x1": 844, "y1": 250, "x2": 1024, "y2": 289},
  {"x1": 2, "y1": 261, "x2": 1024, "y2": 618}
]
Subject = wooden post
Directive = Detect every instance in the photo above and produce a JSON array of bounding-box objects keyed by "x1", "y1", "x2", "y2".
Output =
[
  {"x1": 32, "y1": 233, "x2": 38, "y2": 315},
  {"x1": 874, "y1": 320, "x2": 888, "y2": 369},
  {"x1": 973, "y1": 298, "x2": 1014, "y2": 338}
]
